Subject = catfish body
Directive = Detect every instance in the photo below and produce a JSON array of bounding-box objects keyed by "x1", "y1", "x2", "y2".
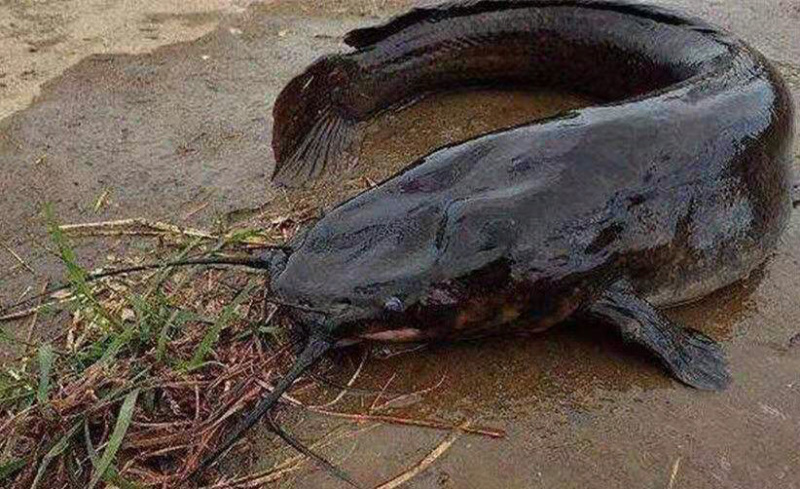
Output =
[
  {"x1": 198, "y1": 1, "x2": 795, "y2": 479},
  {"x1": 271, "y1": 1, "x2": 794, "y2": 344},
  {"x1": 275, "y1": 88, "x2": 793, "y2": 336}
]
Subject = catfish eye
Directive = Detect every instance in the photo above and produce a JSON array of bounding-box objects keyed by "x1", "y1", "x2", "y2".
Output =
[{"x1": 383, "y1": 296, "x2": 404, "y2": 313}]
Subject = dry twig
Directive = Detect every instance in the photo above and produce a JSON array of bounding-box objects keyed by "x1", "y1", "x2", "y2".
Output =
[{"x1": 374, "y1": 421, "x2": 470, "y2": 489}]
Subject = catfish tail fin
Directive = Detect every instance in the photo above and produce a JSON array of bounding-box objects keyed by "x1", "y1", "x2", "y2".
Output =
[{"x1": 271, "y1": 55, "x2": 363, "y2": 186}]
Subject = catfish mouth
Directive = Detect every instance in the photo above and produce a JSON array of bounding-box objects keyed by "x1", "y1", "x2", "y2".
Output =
[
  {"x1": 338, "y1": 318, "x2": 558, "y2": 346},
  {"x1": 334, "y1": 291, "x2": 571, "y2": 346},
  {"x1": 259, "y1": 245, "x2": 293, "y2": 279},
  {"x1": 331, "y1": 327, "x2": 429, "y2": 349},
  {"x1": 351, "y1": 326, "x2": 429, "y2": 343}
]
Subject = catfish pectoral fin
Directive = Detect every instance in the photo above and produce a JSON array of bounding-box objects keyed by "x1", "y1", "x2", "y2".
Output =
[{"x1": 583, "y1": 279, "x2": 731, "y2": 391}]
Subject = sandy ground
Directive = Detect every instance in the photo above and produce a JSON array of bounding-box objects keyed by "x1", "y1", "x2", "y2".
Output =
[
  {"x1": 1, "y1": 0, "x2": 799, "y2": 488},
  {"x1": 0, "y1": 0, "x2": 271, "y2": 121}
]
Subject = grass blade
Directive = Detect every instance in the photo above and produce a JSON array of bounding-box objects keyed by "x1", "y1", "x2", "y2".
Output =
[
  {"x1": 186, "y1": 281, "x2": 256, "y2": 371},
  {"x1": 87, "y1": 388, "x2": 139, "y2": 489},
  {"x1": 84, "y1": 421, "x2": 139, "y2": 489},
  {"x1": 31, "y1": 424, "x2": 79, "y2": 489},
  {"x1": 156, "y1": 309, "x2": 189, "y2": 363},
  {"x1": 0, "y1": 458, "x2": 26, "y2": 482},
  {"x1": 145, "y1": 236, "x2": 203, "y2": 297},
  {"x1": 99, "y1": 323, "x2": 135, "y2": 365},
  {"x1": 43, "y1": 203, "x2": 121, "y2": 329},
  {"x1": 36, "y1": 343, "x2": 54, "y2": 404}
]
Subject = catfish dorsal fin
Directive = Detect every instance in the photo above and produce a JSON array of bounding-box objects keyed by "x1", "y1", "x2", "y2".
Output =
[
  {"x1": 343, "y1": 0, "x2": 714, "y2": 49},
  {"x1": 344, "y1": 0, "x2": 503, "y2": 49}
]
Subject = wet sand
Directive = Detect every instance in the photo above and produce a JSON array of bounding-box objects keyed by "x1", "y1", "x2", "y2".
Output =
[{"x1": 1, "y1": 1, "x2": 799, "y2": 488}]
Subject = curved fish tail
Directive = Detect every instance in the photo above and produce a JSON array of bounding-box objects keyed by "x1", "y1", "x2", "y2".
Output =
[{"x1": 271, "y1": 55, "x2": 363, "y2": 186}]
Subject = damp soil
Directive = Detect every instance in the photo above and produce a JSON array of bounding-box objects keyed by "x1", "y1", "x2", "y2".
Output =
[{"x1": 1, "y1": 1, "x2": 800, "y2": 488}]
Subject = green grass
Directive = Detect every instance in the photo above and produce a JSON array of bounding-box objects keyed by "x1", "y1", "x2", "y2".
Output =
[
  {"x1": 185, "y1": 280, "x2": 258, "y2": 371},
  {"x1": 0, "y1": 204, "x2": 281, "y2": 488}
]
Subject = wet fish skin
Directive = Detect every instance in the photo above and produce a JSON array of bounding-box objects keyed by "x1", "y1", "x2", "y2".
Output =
[
  {"x1": 198, "y1": 0, "x2": 795, "y2": 480},
  {"x1": 270, "y1": 0, "x2": 794, "y2": 383}
]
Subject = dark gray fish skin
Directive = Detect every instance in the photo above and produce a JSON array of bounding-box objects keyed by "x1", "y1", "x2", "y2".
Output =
[
  {"x1": 272, "y1": 0, "x2": 791, "y2": 183},
  {"x1": 197, "y1": 0, "x2": 795, "y2": 479},
  {"x1": 274, "y1": 30, "x2": 793, "y2": 320},
  {"x1": 270, "y1": 0, "x2": 794, "y2": 378}
]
